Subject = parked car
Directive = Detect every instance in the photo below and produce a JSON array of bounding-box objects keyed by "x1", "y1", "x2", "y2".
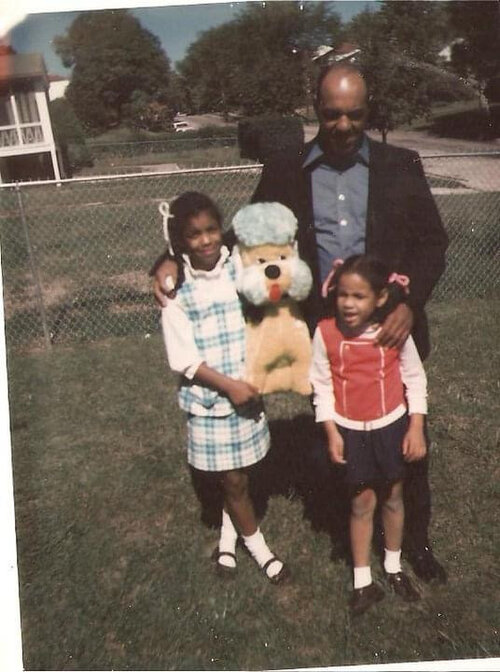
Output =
[{"x1": 173, "y1": 121, "x2": 193, "y2": 133}]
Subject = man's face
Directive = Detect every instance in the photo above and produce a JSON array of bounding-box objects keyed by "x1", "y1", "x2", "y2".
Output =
[{"x1": 316, "y1": 71, "x2": 369, "y2": 161}]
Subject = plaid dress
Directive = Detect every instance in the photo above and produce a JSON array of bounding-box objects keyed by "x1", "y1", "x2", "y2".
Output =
[{"x1": 163, "y1": 249, "x2": 270, "y2": 472}]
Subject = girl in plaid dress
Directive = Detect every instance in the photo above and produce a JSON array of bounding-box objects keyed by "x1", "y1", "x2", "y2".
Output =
[{"x1": 160, "y1": 192, "x2": 288, "y2": 584}]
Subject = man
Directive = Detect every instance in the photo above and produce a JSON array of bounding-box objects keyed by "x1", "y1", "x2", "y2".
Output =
[{"x1": 153, "y1": 63, "x2": 448, "y2": 584}]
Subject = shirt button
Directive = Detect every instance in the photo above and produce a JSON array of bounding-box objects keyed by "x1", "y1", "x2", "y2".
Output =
[
  {"x1": 340, "y1": 218, "x2": 348, "y2": 226},
  {"x1": 338, "y1": 193, "x2": 346, "y2": 201}
]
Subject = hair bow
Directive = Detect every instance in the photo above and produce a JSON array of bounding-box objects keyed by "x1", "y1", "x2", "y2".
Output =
[
  {"x1": 158, "y1": 201, "x2": 175, "y2": 256},
  {"x1": 321, "y1": 258, "x2": 344, "y2": 298},
  {"x1": 388, "y1": 272, "x2": 410, "y2": 294}
]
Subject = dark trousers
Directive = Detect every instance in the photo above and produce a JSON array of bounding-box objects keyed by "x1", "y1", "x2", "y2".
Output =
[{"x1": 403, "y1": 449, "x2": 432, "y2": 553}]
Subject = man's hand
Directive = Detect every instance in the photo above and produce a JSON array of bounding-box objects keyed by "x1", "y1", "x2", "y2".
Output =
[
  {"x1": 375, "y1": 303, "x2": 414, "y2": 349},
  {"x1": 153, "y1": 258, "x2": 179, "y2": 307}
]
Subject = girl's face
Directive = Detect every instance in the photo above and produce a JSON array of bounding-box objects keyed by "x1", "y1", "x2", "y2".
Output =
[
  {"x1": 336, "y1": 272, "x2": 387, "y2": 331},
  {"x1": 183, "y1": 210, "x2": 223, "y2": 271}
]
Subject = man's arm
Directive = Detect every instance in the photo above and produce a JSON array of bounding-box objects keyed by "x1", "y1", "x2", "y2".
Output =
[
  {"x1": 376, "y1": 149, "x2": 448, "y2": 350},
  {"x1": 402, "y1": 152, "x2": 448, "y2": 312}
]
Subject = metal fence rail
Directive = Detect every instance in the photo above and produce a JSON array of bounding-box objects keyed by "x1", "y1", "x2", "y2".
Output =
[{"x1": 0, "y1": 154, "x2": 499, "y2": 351}]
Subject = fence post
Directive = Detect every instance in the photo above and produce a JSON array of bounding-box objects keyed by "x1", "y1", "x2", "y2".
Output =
[{"x1": 15, "y1": 185, "x2": 52, "y2": 350}]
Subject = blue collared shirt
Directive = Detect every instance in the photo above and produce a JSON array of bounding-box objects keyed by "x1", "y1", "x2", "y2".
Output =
[{"x1": 303, "y1": 135, "x2": 369, "y2": 283}]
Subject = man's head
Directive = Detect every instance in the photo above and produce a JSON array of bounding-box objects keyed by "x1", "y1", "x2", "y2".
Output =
[{"x1": 314, "y1": 63, "x2": 369, "y2": 162}]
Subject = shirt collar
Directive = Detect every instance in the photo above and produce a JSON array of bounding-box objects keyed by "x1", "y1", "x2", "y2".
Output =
[
  {"x1": 182, "y1": 245, "x2": 230, "y2": 279},
  {"x1": 303, "y1": 134, "x2": 370, "y2": 169}
]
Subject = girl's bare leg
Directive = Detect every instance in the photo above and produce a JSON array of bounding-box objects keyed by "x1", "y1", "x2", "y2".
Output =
[
  {"x1": 381, "y1": 480, "x2": 404, "y2": 552},
  {"x1": 220, "y1": 469, "x2": 257, "y2": 536},
  {"x1": 350, "y1": 487, "x2": 377, "y2": 569}
]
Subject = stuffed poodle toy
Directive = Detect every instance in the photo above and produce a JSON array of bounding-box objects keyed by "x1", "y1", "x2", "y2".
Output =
[{"x1": 232, "y1": 202, "x2": 313, "y2": 395}]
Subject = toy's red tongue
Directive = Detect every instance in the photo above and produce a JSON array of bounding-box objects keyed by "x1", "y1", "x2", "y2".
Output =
[{"x1": 269, "y1": 284, "x2": 282, "y2": 303}]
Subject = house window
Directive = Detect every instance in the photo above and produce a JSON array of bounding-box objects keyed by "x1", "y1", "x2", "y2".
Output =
[
  {"x1": 0, "y1": 94, "x2": 15, "y2": 126},
  {"x1": 16, "y1": 91, "x2": 40, "y2": 124},
  {"x1": 0, "y1": 89, "x2": 44, "y2": 147}
]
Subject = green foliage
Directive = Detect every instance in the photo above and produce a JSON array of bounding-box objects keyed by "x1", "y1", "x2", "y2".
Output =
[
  {"x1": 344, "y1": 2, "x2": 464, "y2": 141},
  {"x1": 447, "y1": 1, "x2": 500, "y2": 90},
  {"x1": 122, "y1": 91, "x2": 174, "y2": 132},
  {"x1": 54, "y1": 9, "x2": 172, "y2": 133},
  {"x1": 178, "y1": 1, "x2": 341, "y2": 117},
  {"x1": 48, "y1": 98, "x2": 93, "y2": 173}
]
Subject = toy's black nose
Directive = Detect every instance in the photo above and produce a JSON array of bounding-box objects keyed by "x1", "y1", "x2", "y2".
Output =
[{"x1": 265, "y1": 264, "x2": 281, "y2": 280}]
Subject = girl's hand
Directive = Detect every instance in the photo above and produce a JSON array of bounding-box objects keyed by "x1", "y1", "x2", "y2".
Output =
[
  {"x1": 225, "y1": 379, "x2": 260, "y2": 407},
  {"x1": 323, "y1": 421, "x2": 346, "y2": 464},
  {"x1": 402, "y1": 415, "x2": 427, "y2": 462}
]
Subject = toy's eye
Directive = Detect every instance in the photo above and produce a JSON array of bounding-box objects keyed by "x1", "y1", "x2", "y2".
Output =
[
  {"x1": 279, "y1": 255, "x2": 287, "y2": 260},
  {"x1": 257, "y1": 258, "x2": 266, "y2": 264}
]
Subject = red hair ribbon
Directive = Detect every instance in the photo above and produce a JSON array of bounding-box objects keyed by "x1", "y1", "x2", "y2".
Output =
[
  {"x1": 388, "y1": 272, "x2": 410, "y2": 294},
  {"x1": 321, "y1": 258, "x2": 344, "y2": 298}
]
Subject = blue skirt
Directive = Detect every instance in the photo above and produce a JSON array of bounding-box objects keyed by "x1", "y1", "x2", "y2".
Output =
[
  {"x1": 187, "y1": 400, "x2": 270, "y2": 472},
  {"x1": 337, "y1": 413, "x2": 409, "y2": 487}
]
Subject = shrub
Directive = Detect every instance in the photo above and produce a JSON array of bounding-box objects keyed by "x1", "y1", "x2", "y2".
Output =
[{"x1": 237, "y1": 115, "x2": 304, "y2": 162}]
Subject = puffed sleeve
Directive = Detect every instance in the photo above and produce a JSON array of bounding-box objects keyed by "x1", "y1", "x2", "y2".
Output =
[
  {"x1": 309, "y1": 327, "x2": 336, "y2": 422},
  {"x1": 400, "y1": 335, "x2": 428, "y2": 415},
  {"x1": 161, "y1": 300, "x2": 203, "y2": 380}
]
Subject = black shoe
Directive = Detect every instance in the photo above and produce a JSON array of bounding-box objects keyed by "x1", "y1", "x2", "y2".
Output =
[
  {"x1": 262, "y1": 557, "x2": 290, "y2": 585},
  {"x1": 385, "y1": 571, "x2": 420, "y2": 601},
  {"x1": 409, "y1": 547, "x2": 447, "y2": 584},
  {"x1": 212, "y1": 549, "x2": 237, "y2": 578},
  {"x1": 349, "y1": 582, "x2": 385, "y2": 616}
]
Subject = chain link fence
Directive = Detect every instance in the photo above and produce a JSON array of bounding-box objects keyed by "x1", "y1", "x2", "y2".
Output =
[{"x1": 1, "y1": 154, "x2": 499, "y2": 352}]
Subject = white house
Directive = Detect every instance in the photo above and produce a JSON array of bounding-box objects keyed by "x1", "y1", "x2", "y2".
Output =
[{"x1": 0, "y1": 52, "x2": 62, "y2": 183}]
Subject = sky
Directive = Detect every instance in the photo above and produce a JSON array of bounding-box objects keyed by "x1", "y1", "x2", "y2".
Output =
[{"x1": 5, "y1": 0, "x2": 378, "y2": 76}]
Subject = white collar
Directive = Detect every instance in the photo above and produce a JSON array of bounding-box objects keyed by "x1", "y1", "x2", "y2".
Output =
[{"x1": 182, "y1": 245, "x2": 230, "y2": 279}]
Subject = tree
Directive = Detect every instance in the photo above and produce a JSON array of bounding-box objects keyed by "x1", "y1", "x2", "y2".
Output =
[
  {"x1": 178, "y1": 22, "x2": 239, "y2": 118},
  {"x1": 49, "y1": 98, "x2": 92, "y2": 175},
  {"x1": 54, "y1": 9, "x2": 173, "y2": 133},
  {"x1": 446, "y1": 1, "x2": 500, "y2": 107},
  {"x1": 178, "y1": 1, "x2": 341, "y2": 117},
  {"x1": 343, "y1": 1, "x2": 456, "y2": 142}
]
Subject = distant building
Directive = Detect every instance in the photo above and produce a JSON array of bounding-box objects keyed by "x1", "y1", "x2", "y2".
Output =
[
  {"x1": 312, "y1": 43, "x2": 361, "y2": 66},
  {"x1": 48, "y1": 74, "x2": 70, "y2": 102},
  {"x1": 0, "y1": 52, "x2": 62, "y2": 183}
]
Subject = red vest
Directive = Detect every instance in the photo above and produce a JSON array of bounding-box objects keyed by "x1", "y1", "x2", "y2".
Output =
[{"x1": 318, "y1": 319, "x2": 405, "y2": 422}]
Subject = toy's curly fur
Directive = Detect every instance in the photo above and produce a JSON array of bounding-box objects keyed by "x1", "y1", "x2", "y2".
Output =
[
  {"x1": 232, "y1": 202, "x2": 298, "y2": 247},
  {"x1": 231, "y1": 202, "x2": 313, "y2": 396}
]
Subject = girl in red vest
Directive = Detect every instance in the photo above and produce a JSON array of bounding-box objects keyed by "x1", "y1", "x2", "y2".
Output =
[{"x1": 310, "y1": 255, "x2": 427, "y2": 616}]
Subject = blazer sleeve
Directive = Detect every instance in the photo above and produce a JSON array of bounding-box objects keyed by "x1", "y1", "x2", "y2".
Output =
[{"x1": 401, "y1": 151, "x2": 448, "y2": 312}]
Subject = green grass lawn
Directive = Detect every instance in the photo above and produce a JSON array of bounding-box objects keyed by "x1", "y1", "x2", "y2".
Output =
[{"x1": 6, "y1": 297, "x2": 500, "y2": 670}]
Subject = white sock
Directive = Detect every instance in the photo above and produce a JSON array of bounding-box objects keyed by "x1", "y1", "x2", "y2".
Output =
[
  {"x1": 218, "y1": 509, "x2": 238, "y2": 569},
  {"x1": 353, "y1": 566, "x2": 372, "y2": 590},
  {"x1": 384, "y1": 548, "x2": 402, "y2": 574},
  {"x1": 242, "y1": 528, "x2": 283, "y2": 579}
]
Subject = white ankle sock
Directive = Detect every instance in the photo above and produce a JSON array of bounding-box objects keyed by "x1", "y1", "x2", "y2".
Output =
[
  {"x1": 242, "y1": 528, "x2": 283, "y2": 579},
  {"x1": 218, "y1": 509, "x2": 238, "y2": 568},
  {"x1": 354, "y1": 566, "x2": 372, "y2": 590},
  {"x1": 384, "y1": 548, "x2": 402, "y2": 574}
]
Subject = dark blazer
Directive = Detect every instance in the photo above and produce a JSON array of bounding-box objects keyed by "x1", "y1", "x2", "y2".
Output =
[{"x1": 250, "y1": 135, "x2": 449, "y2": 360}]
